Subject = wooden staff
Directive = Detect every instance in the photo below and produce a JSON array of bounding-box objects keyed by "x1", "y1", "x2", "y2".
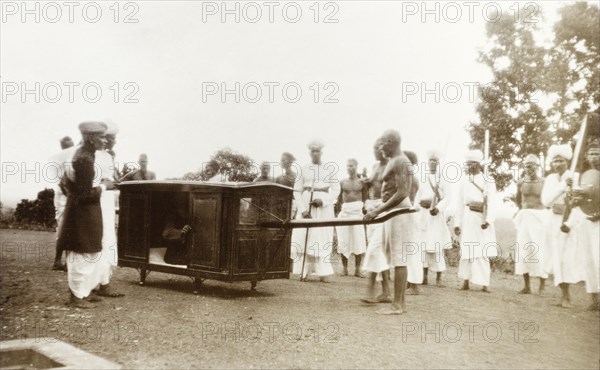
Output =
[
  {"x1": 482, "y1": 129, "x2": 490, "y2": 227},
  {"x1": 299, "y1": 179, "x2": 315, "y2": 281},
  {"x1": 562, "y1": 114, "x2": 589, "y2": 228}
]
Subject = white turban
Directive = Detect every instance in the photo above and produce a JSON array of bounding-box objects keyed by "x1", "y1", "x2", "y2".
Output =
[
  {"x1": 105, "y1": 119, "x2": 119, "y2": 135},
  {"x1": 465, "y1": 149, "x2": 483, "y2": 162},
  {"x1": 547, "y1": 144, "x2": 572, "y2": 161},
  {"x1": 523, "y1": 154, "x2": 540, "y2": 165},
  {"x1": 427, "y1": 149, "x2": 442, "y2": 160},
  {"x1": 307, "y1": 139, "x2": 324, "y2": 150}
]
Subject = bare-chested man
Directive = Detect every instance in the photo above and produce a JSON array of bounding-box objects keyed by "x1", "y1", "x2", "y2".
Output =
[
  {"x1": 361, "y1": 139, "x2": 392, "y2": 303},
  {"x1": 336, "y1": 159, "x2": 367, "y2": 277},
  {"x1": 364, "y1": 130, "x2": 417, "y2": 315},
  {"x1": 514, "y1": 154, "x2": 548, "y2": 295}
]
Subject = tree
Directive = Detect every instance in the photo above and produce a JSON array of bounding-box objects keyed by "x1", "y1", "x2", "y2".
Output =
[
  {"x1": 14, "y1": 188, "x2": 56, "y2": 226},
  {"x1": 469, "y1": 13, "x2": 550, "y2": 190},
  {"x1": 182, "y1": 148, "x2": 258, "y2": 182},
  {"x1": 546, "y1": 2, "x2": 599, "y2": 143}
]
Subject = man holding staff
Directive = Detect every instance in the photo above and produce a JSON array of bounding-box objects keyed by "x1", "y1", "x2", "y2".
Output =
[
  {"x1": 415, "y1": 150, "x2": 452, "y2": 287},
  {"x1": 541, "y1": 144, "x2": 583, "y2": 307},
  {"x1": 364, "y1": 129, "x2": 417, "y2": 315},
  {"x1": 361, "y1": 139, "x2": 392, "y2": 303},
  {"x1": 292, "y1": 140, "x2": 340, "y2": 282},
  {"x1": 573, "y1": 138, "x2": 600, "y2": 311},
  {"x1": 454, "y1": 149, "x2": 498, "y2": 292}
]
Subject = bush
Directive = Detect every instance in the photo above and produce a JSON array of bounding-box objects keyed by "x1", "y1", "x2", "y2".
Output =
[{"x1": 13, "y1": 188, "x2": 56, "y2": 228}]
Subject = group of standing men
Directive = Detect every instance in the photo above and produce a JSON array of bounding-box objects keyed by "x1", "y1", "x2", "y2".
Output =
[
  {"x1": 514, "y1": 137, "x2": 599, "y2": 311},
  {"x1": 49, "y1": 121, "x2": 599, "y2": 313},
  {"x1": 286, "y1": 125, "x2": 599, "y2": 314},
  {"x1": 286, "y1": 130, "x2": 500, "y2": 315}
]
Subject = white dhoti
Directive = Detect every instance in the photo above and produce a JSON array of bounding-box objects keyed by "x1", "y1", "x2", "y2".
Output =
[
  {"x1": 291, "y1": 190, "x2": 335, "y2": 278},
  {"x1": 383, "y1": 204, "x2": 422, "y2": 264},
  {"x1": 418, "y1": 209, "x2": 452, "y2": 273},
  {"x1": 458, "y1": 257, "x2": 491, "y2": 287},
  {"x1": 336, "y1": 201, "x2": 367, "y2": 258},
  {"x1": 513, "y1": 209, "x2": 549, "y2": 278},
  {"x1": 67, "y1": 251, "x2": 112, "y2": 299},
  {"x1": 549, "y1": 209, "x2": 585, "y2": 286},
  {"x1": 362, "y1": 199, "x2": 389, "y2": 273},
  {"x1": 458, "y1": 207, "x2": 498, "y2": 287},
  {"x1": 54, "y1": 190, "x2": 67, "y2": 229},
  {"x1": 100, "y1": 190, "x2": 118, "y2": 269},
  {"x1": 578, "y1": 218, "x2": 600, "y2": 293}
]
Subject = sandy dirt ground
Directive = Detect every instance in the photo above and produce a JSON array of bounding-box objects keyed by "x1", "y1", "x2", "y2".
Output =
[{"x1": 1, "y1": 229, "x2": 599, "y2": 369}]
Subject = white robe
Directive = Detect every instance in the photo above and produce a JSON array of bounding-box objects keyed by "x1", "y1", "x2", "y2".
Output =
[
  {"x1": 48, "y1": 146, "x2": 79, "y2": 229},
  {"x1": 291, "y1": 163, "x2": 340, "y2": 278},
  {"x1": 362, "y1": 199, "x2": 389, "y2": 273},
  {"x1": 415, "y1": 174, "x2": 452, "y2": 272},
  {"x1": 577, "y1": 218, "x2": 600, "y2": 293},
  {"x1": 96, "y1": 150, "x2": 118, "y2": 268},
  {"x1": 454, "y1": 173, "x2": 499, "y2": 287},
  {"x1": 513, "y1": 209, "x2": 548, "y2": 278},
  {"x1": 541, "y1": 171, "x2": 585, "y2": 285},
  {"x1": 336, "y1": 201, "x2": 367, "y2": 258}
]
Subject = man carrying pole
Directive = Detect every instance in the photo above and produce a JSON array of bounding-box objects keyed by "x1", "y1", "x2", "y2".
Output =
[
  {"x1": 292, "y1": 140, "x2": 340, "y2": 282},
  {"x1": 364, "y1": 130, "x2": 418, "y2": 314}
]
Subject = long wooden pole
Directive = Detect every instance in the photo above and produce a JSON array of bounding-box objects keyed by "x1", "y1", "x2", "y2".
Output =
[
  {"x1": 262, "y1": 207, "x2": 416, "y2": 229},
  {"x1": 562, "y1": 114, "x2": 589, "y2": 227},
  {"x1": 299, "y1": 179, "x2": 315, "y2": 281}
]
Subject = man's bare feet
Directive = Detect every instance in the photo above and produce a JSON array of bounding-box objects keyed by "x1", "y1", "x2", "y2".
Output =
[
  {"x1": 319, "y1": 276, "x2": 330, "y2": 283},
  {"x1": 482, "y1": 286, "x2": 491, "y2": 293},
  {"x1": 407, "y1": 285, "x2": 420, "y2": 295},
  {"x1": 341, "y1": 268, "x2": 348, "y2": 276},
  {"x1": 519, "y1": 287, "x2": 531, "y2": 294},
  {"x1": 436, "y1": 281, "x2": 445, "y2": 288},
  {"x1": 361, "y1": 295, "x2": 392, "y2": 304},
  {"x1": 561, "y1": 298, "x2": 573, "y2": 308},
  {"x1": 376, "y1": 304, "x2": 404, "y2": 315},
  {"x1": 355, "y1": 271, "x2": 366, "y2": 278}
]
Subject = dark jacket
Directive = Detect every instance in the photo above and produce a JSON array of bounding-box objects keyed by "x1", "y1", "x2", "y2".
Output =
[{"x1": 57, "y1": 146, "x2": 104, "y2": 253}]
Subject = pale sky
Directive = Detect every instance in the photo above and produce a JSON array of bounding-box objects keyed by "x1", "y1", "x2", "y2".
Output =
[{"x1": 0, "y1": 1, "x2": 576, "y2": 206}]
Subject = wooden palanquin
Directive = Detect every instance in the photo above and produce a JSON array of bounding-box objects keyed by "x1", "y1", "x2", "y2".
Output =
[{"x1": 117, "y1": 181, "x2": 293, "y2": 291}]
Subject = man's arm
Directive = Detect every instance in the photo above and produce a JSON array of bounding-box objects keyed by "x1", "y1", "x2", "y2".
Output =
[
  {"x1": 515, "y1": 181, "x2": 523, "y2": 209},
  {"x1": 73, "y1": 152, "x2": 104, "y2": 204},
  {"x1": 365, "y1": 159, "x2": 409, "y2": 220}
]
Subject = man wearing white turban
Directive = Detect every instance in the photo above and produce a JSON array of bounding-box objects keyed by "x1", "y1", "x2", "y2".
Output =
[
  {"x1": 541, "y1": 143, "x2": 584, "y2": 308},
  {"x1": 414, "y1": 150, "x2": 453, "y2": 287},
  {"x1": 514, "y1": 154, "x2": 548, "y2": 295},
  {"x1": 291, "y1": 140, "x2": 340, "y2": 282},
  {"x1": 454, "y1": 149, "x2": 499, "y2": 292}
]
